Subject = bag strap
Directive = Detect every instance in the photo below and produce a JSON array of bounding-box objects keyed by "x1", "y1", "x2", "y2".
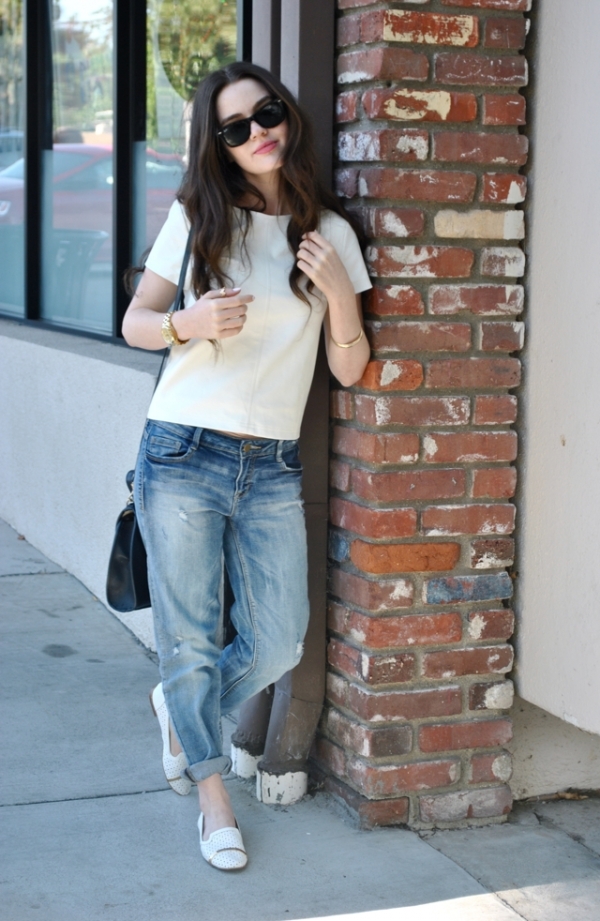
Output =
[{"x1": 153, "y1": 227, "x2": 194, "y2": 392}]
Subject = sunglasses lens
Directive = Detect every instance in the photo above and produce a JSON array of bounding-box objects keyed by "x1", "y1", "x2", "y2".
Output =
[
  {"x1": 220, "y1": 100, "x2": 286, "y2": 147},
  {"x1": 254, "y1": 101, "x2": 286, "y2": 128},
  {"x1": 222, "y1": 122, "x2": 250, "y2": 147}
]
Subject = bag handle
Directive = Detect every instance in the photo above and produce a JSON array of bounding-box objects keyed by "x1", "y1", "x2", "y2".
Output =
[{"x1": 153, "y1": 227, "x2": 194, "y2": 392}]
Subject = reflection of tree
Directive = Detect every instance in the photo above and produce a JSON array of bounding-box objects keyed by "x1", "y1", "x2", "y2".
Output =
[
  {"x1": 0, "y1": 0, "x2": 24, "y2": 134},
  {"x1": 53, "y1": 4, "x2": 113, "y2": 132}
]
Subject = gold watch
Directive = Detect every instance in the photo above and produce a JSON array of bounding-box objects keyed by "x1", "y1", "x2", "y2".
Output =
[{"x1": 161, "y1": 312, "x2": 189, "y2": 346}]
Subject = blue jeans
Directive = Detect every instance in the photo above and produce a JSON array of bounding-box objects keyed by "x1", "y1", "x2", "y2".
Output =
[{"x1": 134, "y1": 421, "x2": 310, "y2": 782}]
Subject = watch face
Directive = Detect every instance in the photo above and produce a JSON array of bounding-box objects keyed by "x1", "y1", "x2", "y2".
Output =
[{"x1": 161, "y1": 315, "x2": 176, "y2": 345}]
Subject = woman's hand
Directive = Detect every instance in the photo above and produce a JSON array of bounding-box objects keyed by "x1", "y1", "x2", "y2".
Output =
[
  {"x1": 296, "y1": 230, "x2": 355, "y2": 303},
  {"x1": 175, "y1": 287, "x2": 254, "y2": 342}
]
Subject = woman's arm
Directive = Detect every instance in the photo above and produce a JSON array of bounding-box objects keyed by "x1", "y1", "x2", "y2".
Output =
[
  {"x1": 122, "y1": 268, "x2": 254, "y2": 350},
  {"x1": 296, "y1": 231, "x2": 370, "y2": 387}
]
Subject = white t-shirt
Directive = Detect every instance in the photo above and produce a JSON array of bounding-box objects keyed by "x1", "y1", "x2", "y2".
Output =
[{"x1": 145, "y1": 200, "x2": 372, "y2": 440}]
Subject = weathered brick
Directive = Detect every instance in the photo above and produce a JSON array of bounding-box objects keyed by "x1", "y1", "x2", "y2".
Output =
[
  {"x1": 425, "y1": 357, "x2": 521, "y2": 389},
  {"x1": 355, "y1": 394, "x2": 470, "y2": 427},
  {"x1": 362, "y1": 88, "x2": 477, "y2": 123},
  {"x1": 314, "y1": 735, "x2": 347, "y2": 778},
  {"x1": 419, "y1": 719, "x2": 513, "y2": 752},
  {"x1": 422, "y1": 503, "x2": 516, "y2": 536},
  {"x1": 368, "y1": 320, "x2": 471, "y2": 353},
  {"x1": 434, "y1": 209, "x2": 524, "y2": 240},
  {"x1": 470, "y1": 752, "x2": 513, "y2": 784},
  {"x1": 337, "y1": 14, "x2": 361, "y2": 48},
  {"x1": 480, "y1": 172, "x2": 527, "y2": 203},
  {"x1": 369, "y1": 9, "x2": 479, "y2": 47},
  {"x1": 482, "y1": 94, "x2": 526, "y2": 126},
  {"x1": 472, "y1": 467, "x2": 517, "y2": 498},
  {"x1": 350, "y1": 540, "x2": 461, "y2": 574},
  {"x1": 480, "y1": 247, "x2": 525, "y2": 277},
  {"x1": 335, "y1": 167, "x2": 359, "y2": 198},
  {"x1": 360, "y1": 207, "x2": 426, "y2": 239},
  {"x1": 429, "y1": 284, "x2": 524, "y2": 316},
  {"x1": 338, "y1": 0, "x2": 382, "y2": 7},
  {"x1": 473, "y1": 395, "x2": 517, "y2": 425},
  {"x1": 331, "y1": 390, "x2": 354, "y2": 420},
  {"x1": 433, "y1": 131, "x2": 528, "y2": 165},
  {"x1": 317, "y1": 771, "x2": 411, "y2": 829},
  {"x1": 328, "y1": 603, "x2": 464, "y2": 648},
  {"x1": 352, "y1": 467, "x2": 466, "y2": 502},
  {"x1": 468, "y1": 609, "x2": 515, "y2": 640},
  {"x1": 480, "y1": 321, "x2": 524, "y2": 351},
  {"x1": 339, "y1": 130, "x2": 429, "y2": 164},
  {"x1": 483, "y1": 16, "x2": 527, "y2": 49},
  {"x1": 332, "y1": 428, "x2": 420, "y2": 465},
  {"x1": 441, "y1": 0, "x2": 531, "y2": 10},
  {"x1": 327, "y1": 671, "x2": 463, "y2": 721},
  {"x1": 330, "y1": 498, "x2": 417, "y2": 540},
  {"x1": 423, "y1": 572, "x2": 513, "y2": 604},
  {"x1": 359, "y1": 359, "x2": 424, "y2": 392},
  {"x1": 338, "y1": 48, "x2": 429, "y2": 85},
  {"x1": 367, "y1": 245, "x2": 474, "y2": 279},
  {"x1": 422, "y1": 645, "x2": 513, "y2": 679},
  {"x1": 423, "y1": 431, "x2": 518, "y2": 463},
  {"x1": 329, "y1": 530, "x2": 350, "y2": 563},
  {"x1": 331, "y1": 568, "x2": 414, "y2": 611},
  {"x1": 336, "y1": 91, "x2": 359, "y2": 124},
  {"x1": 419, "y1": 786, "x2": 513, "y2": 823},
  {"x1": 325, "y1": 708, "x2": 413, "y2": 758},
  {"x1": 328, "y1": 637, "x2": 416, "y2": 684},
  {"x1": 366, "y1": 285, "x2": 425, "y2": 316},
  {"x1": 470, "y1": 537, "x2": 515, "y2": 569},
  {"x1": 435, "y1": 53, "x2": 528, "y2": 87},
  {"x1": 347, "y1": 757, "x2": 461, "y2": 798},
  {"x1": 469, "y1": 679, "x2": 515, "y2": 710},
  {"x1": 359, "y1": 168, "x2": 477, "y2": 203},
  {"x1": 330, "y1": 459, "x2": 351, "y2": 492}
]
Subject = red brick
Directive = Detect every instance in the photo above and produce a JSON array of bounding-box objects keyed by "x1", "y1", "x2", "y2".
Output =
[
  {"x1": 429, "y1": 284, "x2": 524, "y2": 316},
  {"x1": 330, "y1": 498, "x2": 418, "y2": 539},
  {"x1": 422, "y1": 504, "x2": 516, "y2": 536},
  {"x1": 480, "y1": 247, "x2": 525, "y2": 277},
  {"x1": 481, "y1": 321, "x2": 524, "y2": 352},
  {"x1": 347, "y1": 758, "x2": 460, "y2": 798},
  {"x1": 368, "y1": 321, "x2": 471, "y2": 353},
  {"x1": 480, "y1": 172, "x2": 526, "y2": 202},
  {"x1": 315, "y1": 769, "x2": 410, "y2": 828},
  {"x1": 484, "y1": 16, "x2": 527, "y2": 48},
  {"x1": 325, "y1": 709, "x2": 413, "y2": 758},
  {"x1": 425, "y1": 357, "x2": 521, "y2": 388},
  {"x1": 482, "y1": 94, "x2": 526, "y2": 126},
  {"x1": 338, "y1": 48, "x2": 429, "y2": 84},
  {"x1": 422, "y1": 645, "x2": 513, "y2": 679},
  {"x1": 352, "y1": 467, "x2": 466, "y2": 502},
  {"x1": 339, "y1": 130, "x2": 430, "y2": 164},
  {"x1": 470, "y1": 537, "x2": 515, "y2": 569},
  {"x1": 355, "y1": 206, "x2": 425, "y2": 239},
  {"x1": 359, "y1": 359, "x2": 424, "y2": 392},
  {"x1": 350, "y1": 541, "x2": 461, "y2": 575},
  {"x1": 468, "y1": 609, "x2": 515, "y2": 640},
  {"x1": 419, "y1": 719, "x2": 513, "y2": 752},
  {"x1": 472, "y1": 467, "x2": 517, "y2": 498},
  {"x1": 330, "y1": 459, "x2": 351, "y2": 493},
  {"x1": 419, "y1": 785, "x2": 512, "y2": 823},
  {"x1": 338, "y1": 0, "x2": 376, "y2": 7},
  {"x1": 337, "y1": 14, "x2": 361, "y2": 48},
  {"x1": 473, "y1": 395, "x2": 517, "y2": 425},
  {"x1": 335, "y1": 168, "x2": 359, "y2": 198},
  {"x1": 362, "y1": 88, "x2": 477, "y2": 123},
  {"x1": 441, "y1": 0, "x2": 530, "y2": 9},
  {"x1": 328, "y1": 603, "x2": 464, "y2": 648},
  {"x1": 331, "y1": 390, "x2": 354, "y2": 420},
  {"x1": 469, "y1": 679, "x2": 514, "y2": 709},
  {"x1": 355, "y1": 394, "x2": 470, "y2": 427},
  {"x1": 470, "y1": 752, "x2": 513, "y2": 784},
  {"x1": 328, "y1": 637, "x2": 416, "y2": 685},
  {"x1": 433, "y1": 131, "x2": 528, "y2": 165},
  {"x1": 336, "y1": 91, "x2": 359, "y2": 124},
  {"x1": 332, "y1": 428, "x2": 419, "y2": 465},
  {"x1": 423, "y1": 432, "x2": 517, "y2": 463},
  {"x1": 435, "y1": 52, "x2": 528, "y2": 87},
  {"x1": 368, "y1": 245, "x2": 474, "y2": 279},
  {"x1": 359, "y1": 168, "x2": 477, "y2": 203},
  {"x1": 327, "y1": 671, "x2": 463, "y2": 721},
  {"x1": 331, "y1": 568, "x2": 414, "y2": 611},
  {"x1": 366, "y1": 286, "x2": 425, "y2": 317},
  {"x1": 371, "y1": 10, "x2": 479, "y2": 47}
]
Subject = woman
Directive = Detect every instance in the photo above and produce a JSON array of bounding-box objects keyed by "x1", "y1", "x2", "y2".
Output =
[{"x1": 122, "y1": 61, "x2": 371, "y2": 871}]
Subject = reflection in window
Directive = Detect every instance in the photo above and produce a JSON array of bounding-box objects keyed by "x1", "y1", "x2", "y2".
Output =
[
  {"x1": 41, "y1": 0, "x2": 114, "y2": 333},
  {"x1": 0, "y1": 0, "x2": 25, "y2": 316}
]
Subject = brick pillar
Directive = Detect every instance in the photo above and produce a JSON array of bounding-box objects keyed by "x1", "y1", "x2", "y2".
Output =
[{"x1": 314, "y1": 0, "x2": 528, "y2": 829}]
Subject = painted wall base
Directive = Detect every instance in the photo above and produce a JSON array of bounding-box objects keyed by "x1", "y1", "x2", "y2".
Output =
[
  {"x1": 256, "y1": 768, "x2": 308, "y2": 805},
  {"x1": 230, "y1": 744, "x2": 262, "y2": 779}
]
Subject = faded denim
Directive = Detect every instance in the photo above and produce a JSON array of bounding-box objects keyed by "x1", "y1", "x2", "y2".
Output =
[{"x1": 135, "y1": 421, "x2": 309, "y2": 782}]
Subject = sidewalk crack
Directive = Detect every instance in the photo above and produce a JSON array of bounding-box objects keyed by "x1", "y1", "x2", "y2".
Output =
[{"x1": 533, "y1": 809, "x2": 600, "y2": 861}]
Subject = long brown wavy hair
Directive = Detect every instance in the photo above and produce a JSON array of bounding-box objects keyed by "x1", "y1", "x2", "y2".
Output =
[{"x1": 179, "y1": 61, "x2": 359, "y2": 306}]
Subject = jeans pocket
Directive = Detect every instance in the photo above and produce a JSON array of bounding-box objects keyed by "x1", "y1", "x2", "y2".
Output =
[
  {"x1": 279, "y1": 443, "x2": 302, "y2": 473},
  {"x1": 145, "y1": 422, "x2": 200, "y2": 463}
]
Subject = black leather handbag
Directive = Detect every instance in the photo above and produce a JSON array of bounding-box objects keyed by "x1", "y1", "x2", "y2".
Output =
[{"x1": 106, "y1": 232, "x2": 193, "y2": 613}]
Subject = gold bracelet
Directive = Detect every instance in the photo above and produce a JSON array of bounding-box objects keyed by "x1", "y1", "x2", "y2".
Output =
[{"x1": 330, "y1": 328, "x2": 364, "y2": 349}]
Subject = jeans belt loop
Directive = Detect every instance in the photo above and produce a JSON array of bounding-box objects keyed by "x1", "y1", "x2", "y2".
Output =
[{"x1": 276, "y1": 441, "x2": 284, "y2": 463}]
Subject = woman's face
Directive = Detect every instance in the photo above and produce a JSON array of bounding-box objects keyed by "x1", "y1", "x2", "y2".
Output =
[{"x1": 215, "y1": 78, "x2": 287, "y2": 179}]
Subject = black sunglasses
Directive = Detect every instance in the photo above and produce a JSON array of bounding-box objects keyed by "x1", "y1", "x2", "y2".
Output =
[{"x1": 217, "y1": 98, "x2": 287, "y2": 148}]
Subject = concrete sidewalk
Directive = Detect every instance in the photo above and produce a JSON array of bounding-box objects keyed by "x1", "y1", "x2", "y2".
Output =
[{"x1": 1, "y1": 518, "x2": 600, "y2": 921}]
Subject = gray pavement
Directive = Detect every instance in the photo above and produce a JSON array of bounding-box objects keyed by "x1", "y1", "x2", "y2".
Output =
[{"x1": 2, "y1": 518, "x2": 600, "y2": 921}]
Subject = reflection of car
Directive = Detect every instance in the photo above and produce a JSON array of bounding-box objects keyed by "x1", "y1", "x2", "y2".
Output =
[{"x1": 0, "y1": 143, "x2": 184, "y2": 258}]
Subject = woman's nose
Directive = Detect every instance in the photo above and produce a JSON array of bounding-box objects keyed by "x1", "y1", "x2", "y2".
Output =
[{"x1": 249, "y1": 118, "x2": 267, "y2": 137}]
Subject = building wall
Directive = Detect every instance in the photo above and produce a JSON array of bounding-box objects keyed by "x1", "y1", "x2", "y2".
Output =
[{"x1": 313, "y1": 0, "x2": 529, "y2": 828}]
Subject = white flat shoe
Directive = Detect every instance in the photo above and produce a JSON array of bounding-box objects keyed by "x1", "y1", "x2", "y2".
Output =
[
  {"x1": 198, "y1": 814, "x2": 248, "y2": 871},
  {"x1": 149, "y1": 683, "x2": 192, "y2": 796}
]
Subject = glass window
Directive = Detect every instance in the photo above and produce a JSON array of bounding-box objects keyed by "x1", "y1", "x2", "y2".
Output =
[
  {"x1": 40, "y1": 0, "x2": 114, "y2": 333},
  {"x1": 0, "y1": 0, "x2": 25, "y2": 316}
]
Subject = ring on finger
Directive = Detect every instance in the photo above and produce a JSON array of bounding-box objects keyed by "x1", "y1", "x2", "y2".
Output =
[{"x1": 220, "y1": 287, "x2": 226, "y2": 296}]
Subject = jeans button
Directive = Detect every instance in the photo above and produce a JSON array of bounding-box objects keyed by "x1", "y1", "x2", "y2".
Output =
[{"x1": 243, "y1": 444, "x2": 252, "y2": 453}]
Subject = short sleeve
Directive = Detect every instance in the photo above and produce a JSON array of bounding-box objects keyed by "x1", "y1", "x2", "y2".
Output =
[
  {"x1": 145, "y1": 199, "x2": 191, "y2": 285},
  {"x1": 322, "y1": 213, "x2": 372, "y2": 294}
]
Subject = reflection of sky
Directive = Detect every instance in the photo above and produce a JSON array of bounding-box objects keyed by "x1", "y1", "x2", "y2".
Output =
[{"x1": 56, "y1": 0, "x2": 111, "y2": 33}]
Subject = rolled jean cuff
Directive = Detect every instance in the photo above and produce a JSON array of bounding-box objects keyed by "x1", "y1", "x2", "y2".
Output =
[{"x1": 185, "y1": 755, "x2": 232, "y2": 783}]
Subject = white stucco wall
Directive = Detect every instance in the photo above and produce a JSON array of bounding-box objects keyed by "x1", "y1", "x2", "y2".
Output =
[{"x1": 519, "y1": 0, "x2": 600, "y2": 734}]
